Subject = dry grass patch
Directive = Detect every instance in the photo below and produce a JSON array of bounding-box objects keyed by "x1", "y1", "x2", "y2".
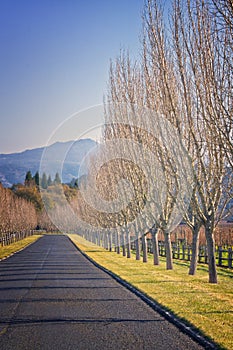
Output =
[{"x1": 0, "y1": 235, "x2": 42, "y2": 259}]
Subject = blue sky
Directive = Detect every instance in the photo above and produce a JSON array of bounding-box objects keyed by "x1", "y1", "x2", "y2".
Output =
[{"x1": 0, "y1": 0, "x2": 143, "y2": 153}]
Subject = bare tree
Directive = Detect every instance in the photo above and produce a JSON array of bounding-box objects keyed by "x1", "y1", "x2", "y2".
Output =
[
  {"x1": 211, "y1": 0, "x2": 233, "y2": 31},
  {"x1": 141, "y1": 0, "x2": 233, "y2": 282},
  {"x1": 142, "y1": 0, "x2": 195, "y2": 270},
  {"x1": 0, "y1": 183, "x2": 37, "y2": 237},
  {"x1": 171, "y1": 0, "x2": 233, "y2": 282}
]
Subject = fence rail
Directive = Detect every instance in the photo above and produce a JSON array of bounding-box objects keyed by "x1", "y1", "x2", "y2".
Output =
[
  {"x1": 131, "y1": 239, "x2": 233, "y2": 269},
  {"x1": 0, "y1": 230, "x2": 35, "y2": 247}
]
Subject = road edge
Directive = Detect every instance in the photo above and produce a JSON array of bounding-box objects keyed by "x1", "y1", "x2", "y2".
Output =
[
  {"x1": 68, "y1": 236, "x2": 221, "y2": 350},
  {"x1": 0, "y1": 235, "x2": 42, "y2": 262}
]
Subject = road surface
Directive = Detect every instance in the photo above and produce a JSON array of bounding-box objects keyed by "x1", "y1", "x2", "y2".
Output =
[{"x1": 0, "y1": 235, "x2": 209, "y2": 350}]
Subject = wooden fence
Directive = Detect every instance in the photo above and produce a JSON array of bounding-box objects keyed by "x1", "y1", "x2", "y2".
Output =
[
  {"x1": 131, "y1": 239, "x2": 233, "y2": 269},
  {"x1": 0, "y1": 230, "x2": 35, "y2": 247}
]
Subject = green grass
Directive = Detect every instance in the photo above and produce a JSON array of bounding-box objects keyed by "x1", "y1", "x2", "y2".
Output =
[
  {"x1": 68, "y1": 234, "x2": 233, "y2": 350},
  {"x1": 0, "y1": 235, "x2": 42, "y2": 259}
]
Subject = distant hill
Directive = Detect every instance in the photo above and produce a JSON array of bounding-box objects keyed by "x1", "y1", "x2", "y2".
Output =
[{"x1": 0, "y1": 139, "x2": 97, "y2": 187}]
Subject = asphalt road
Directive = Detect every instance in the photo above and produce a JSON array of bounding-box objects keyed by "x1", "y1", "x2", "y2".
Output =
[{"x1": 0, "y1": 235, "x2": 207, "y2": 350}]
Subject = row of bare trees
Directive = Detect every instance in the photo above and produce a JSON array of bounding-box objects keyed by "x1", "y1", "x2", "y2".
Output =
[
  {"x1": 76, "y1": 0, "x2": 232, "y2": 283},
  {"x1": 5, "y1": 0, "x2": 230, "y2": 284},
  {"x1": 0, "y1": 180, "x2": 75, "y2": 238},
  {"x1": 0, "y1": 183, "x2": 37, "y2": 238}
]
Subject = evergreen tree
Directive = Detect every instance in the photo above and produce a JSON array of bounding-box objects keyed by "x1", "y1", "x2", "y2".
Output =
[
  {"x1": 25, "y1": 171, "x2": 34, "y2": 187},
  {"x1": 34, "y1": 171, "x2": 40, "y2": 186},
  {"x1": 47, "y1": 175, "x2": 53, "y2": 186},
  {"x1": 54, "y1": 172, "x2": 61, "y2": 185},
  {"x1": 41, "y1": 173, "x2": 48, "y2": 189},
  {"x1": 69, "y1": 177, "x2": 78, "y2": 188},
  {"x1": 70, "y1": 178, "x2": 76, "y2": 188}
]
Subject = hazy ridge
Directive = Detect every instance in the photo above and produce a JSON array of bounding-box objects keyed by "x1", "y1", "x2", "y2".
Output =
[{"x1": 0, "y1": 139, "x2": 97, "y2": 187}]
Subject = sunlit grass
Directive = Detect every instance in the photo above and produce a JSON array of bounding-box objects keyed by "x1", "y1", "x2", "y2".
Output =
[
  {"x1": 68, "y1": 234, "x2": 233, "y2": 350},
  {"x1": 0, "y1": 235, "x2": 42, "y2": 259}
]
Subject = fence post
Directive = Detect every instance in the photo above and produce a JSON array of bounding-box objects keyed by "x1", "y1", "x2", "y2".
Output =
[
  {"x1": 218, "y1": 246, "x2": 222, "y2": 267},
  {"x1": 172, "y1": 244, "x2": 176, "y2": 259},
  {"x1": 148, "y1": 239, "x2": 152, "y2": 253},
  {"x1": 228, "y1": 248, "x2": 232, "y2": 269},
  {"x1": 188, "y1": 246, "x2": 191, "y2": 261},
  {"x1": 182, "y1": 245, "x2": 185, "y2": 260},
  {"x1": 178, "y1": 245, "x2": 180, "y2": 259}
]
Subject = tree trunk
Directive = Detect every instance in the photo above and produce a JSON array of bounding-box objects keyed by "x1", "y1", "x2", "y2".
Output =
[
  {"x1": 104, "y1": 233, "x2": 108, "y2": 250},
  {"x1": 164, "y1": 231, "x2": 173, "y2": 270},
  {"x1": 151, "y1": 228, "x2": 159, "y2": 265},
  {"x1": 97, "y1": 233, "x2": 101, "y2": 246},
  {"x1": 122, "y1": 232, "x2": 126, "y2": 256},
  {"x1": 101, "y1": 233, "x2": 105, "y2": 248},
  {"x1": 205, "y1": 223, "x2": 218, "y2": 284},
  {"x1": 126, "y1": 229, "x2": 131, "y2": 258},
  {"x1": 142, "y1": 234, "x2": 148, "y2": 263},
  {"x1": 108, "y1": 232, "x2": 112, "y2": 252},
  {"x1": 189, "y1": 224, "x2": 201, "y2": 275},
  {"x1": 135, "y1": 232, "x2": 141, "y2": 260},
  {"x1": 116, "y1": 231, "x2": 120, "y2": 254}
]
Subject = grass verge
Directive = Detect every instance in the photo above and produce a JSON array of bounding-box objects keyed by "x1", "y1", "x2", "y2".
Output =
[
  {"x1": 68, "y1": 234, "x2": 233, "y2": 350},
  {"x1": 0, "y1": 235, "x2": 42, "y2": 260}
]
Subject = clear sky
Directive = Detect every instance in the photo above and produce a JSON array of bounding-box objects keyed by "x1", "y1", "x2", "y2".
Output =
[{"x1": 0, "y1": 0, "x2": 143, "y2": 154}]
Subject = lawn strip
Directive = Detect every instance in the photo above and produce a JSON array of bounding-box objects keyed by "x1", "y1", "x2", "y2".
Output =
[
  {"x1": 0, "y1": 235, "x2": 42, "y2": 260},
  {"x1": 68, "y1": 234, "x2": 233, "y2": 350}
]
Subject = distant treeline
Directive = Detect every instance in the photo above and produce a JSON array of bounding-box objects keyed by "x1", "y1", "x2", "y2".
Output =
[
  {"x1": 23, "y1": 170, "x2": 61, "y2": 189},
  {"x1": 0, "y1": 170, "x2": 79, "y2": 235}
]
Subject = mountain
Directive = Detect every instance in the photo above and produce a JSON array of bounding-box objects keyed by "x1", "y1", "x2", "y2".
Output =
[{"x1": 0, "y1": 139, "x2": 97, "y2": 187}]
